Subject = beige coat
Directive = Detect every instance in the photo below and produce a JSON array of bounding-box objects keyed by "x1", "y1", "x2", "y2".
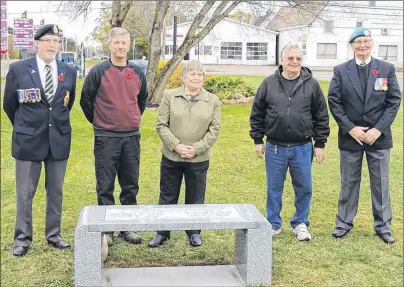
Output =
[{"x1": 156, "y1": 86, "x2": 222, "y2": 163}]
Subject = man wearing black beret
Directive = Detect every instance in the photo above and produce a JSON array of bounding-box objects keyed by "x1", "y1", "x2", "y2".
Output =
[
  {"x1": 328, "y1": 27, "x2": 401, "y2": 243},
  {"x1": 3, "y1": 24, "x2": 77, "y2": 256}
]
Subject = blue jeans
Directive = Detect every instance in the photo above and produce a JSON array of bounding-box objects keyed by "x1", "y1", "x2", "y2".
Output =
[{"x1": 265, "y1": 142, "x2": 313, "y2": 230}]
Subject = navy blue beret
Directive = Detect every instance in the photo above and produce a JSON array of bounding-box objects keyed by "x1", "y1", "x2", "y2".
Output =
[
  {"x1": 348, "y1": 27, "x2": 371, "y2": 43},
  {"x1": 34, "y1": 24, "x2": 61, "y2": 40}
]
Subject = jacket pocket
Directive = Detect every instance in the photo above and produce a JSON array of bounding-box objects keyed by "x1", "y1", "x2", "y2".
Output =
[
  {"x1": 61, "y1": 125, "x2": 72, "y2": 134},
  {"x1": 265, "y1": 113, "x2": 279, "y2": 130},
  {"x1": 291, "y1": 114, "x2": 313, "y2": 140},
  {"x1": 14, "y1": 125, "x2": 35, "y2": 135}
]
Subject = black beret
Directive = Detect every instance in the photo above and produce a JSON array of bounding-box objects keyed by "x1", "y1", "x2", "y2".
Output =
[{"x1": 34, "y1": 24, "x2": 61, "y2": 40}]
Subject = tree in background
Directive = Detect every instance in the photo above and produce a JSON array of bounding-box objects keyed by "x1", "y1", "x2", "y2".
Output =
[
  {"x1": 55, "y1": 0, "x2": 346, "y2": 104},
  {"x1": 229, "y1": 11, "x2": 252, "y2": 24}
]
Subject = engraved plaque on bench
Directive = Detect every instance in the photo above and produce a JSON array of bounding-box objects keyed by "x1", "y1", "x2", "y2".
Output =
[{"x1": 104, "y1": 206, "x2": 242, "y2": 221}]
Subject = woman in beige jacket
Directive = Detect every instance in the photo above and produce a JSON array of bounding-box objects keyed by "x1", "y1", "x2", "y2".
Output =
[{"x1": 148, "y1": 60, "x2": 222, "y2": 248}]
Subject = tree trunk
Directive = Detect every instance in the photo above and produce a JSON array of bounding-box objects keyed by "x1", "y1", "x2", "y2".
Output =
[
  {"x1": 146, "y1": 0, "x2": 171, "y2": 103},
  {"x1": 148, "y1": 1, "x2": 242, "y2": 104},
  {"x1": 110, "y1": 1, "x2": 132, "y2": 27}
]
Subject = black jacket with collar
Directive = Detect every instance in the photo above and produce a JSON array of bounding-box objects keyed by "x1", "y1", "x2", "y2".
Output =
[{"x1": 249, "y1": 66, "x2": 330, "y2": 147}]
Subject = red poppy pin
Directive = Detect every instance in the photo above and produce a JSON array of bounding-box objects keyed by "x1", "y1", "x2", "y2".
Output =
[
  {"x1": 125, "y1": 72, "x2": 133, "y2": 79},
  {"x1": 58, "y1": 73, "x2": 64, "y2": 82},
  {"x1": 371, "y1": 69, "x2": 379, "y2": 76}
]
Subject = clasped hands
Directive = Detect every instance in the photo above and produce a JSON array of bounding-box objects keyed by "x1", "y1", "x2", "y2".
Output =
[
  {"x1": 174, "y1": 143, "x2": 197, "y2": 159},
  {"x1": 348, "y1": 126, "x2": 381, "y2": 146}
]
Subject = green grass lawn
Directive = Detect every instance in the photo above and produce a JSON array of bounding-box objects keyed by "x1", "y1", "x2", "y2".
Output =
[{"x1": 1, "y1": 78, "x2": 402, "y2": 286}]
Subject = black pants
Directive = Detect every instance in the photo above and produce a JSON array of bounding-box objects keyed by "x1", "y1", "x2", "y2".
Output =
[
  {"x1": 94, "y1": 136, "x2": 140, "y2": 207},
  {"x1": 158, "y1": 155, "x2": 209, "y2": 237}
]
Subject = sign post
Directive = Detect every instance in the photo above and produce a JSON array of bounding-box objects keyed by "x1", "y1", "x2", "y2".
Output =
[{"x1": 1, "y1": 0, "x2": 8, "y2": 77}]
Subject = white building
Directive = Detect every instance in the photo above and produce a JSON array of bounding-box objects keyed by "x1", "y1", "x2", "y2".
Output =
[
  {"x1": 271, "y1": 1, "x2": 403, "y2": 67},
  {"x1": 164, "y1": 18, "x2": 278, "y2": 65}
]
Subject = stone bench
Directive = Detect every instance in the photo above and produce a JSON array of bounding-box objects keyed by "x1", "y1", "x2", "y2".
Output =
[{"x1": 74, "y1": 204, "x2": 272, "y2": 286}]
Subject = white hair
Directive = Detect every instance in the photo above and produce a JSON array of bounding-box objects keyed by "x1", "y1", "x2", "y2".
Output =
[
  {"x1": 181, "y1": 60, "x2": 206, "y2": 80},
  {"x1": 281, "y1": 43, "x2": 302, "y2": 59}
]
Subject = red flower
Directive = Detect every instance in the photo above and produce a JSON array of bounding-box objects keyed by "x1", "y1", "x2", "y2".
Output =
[
  {"x1": 58, "y1": 74, "x2": 64, "y2": 82},
  {"x1": 371, "y1": 69, "x2": 379, "y2": 75},
  {"x1": 125, "y1": 72, "x2": 133, "y2": 79}
]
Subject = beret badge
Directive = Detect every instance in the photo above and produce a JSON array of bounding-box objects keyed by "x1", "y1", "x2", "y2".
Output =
[
  {"x1": 363, "y1": 29, "x2": 370, "y2": 36},
  {"x1": 53, "y1": 25, "x2": 59, "y2": 34}
]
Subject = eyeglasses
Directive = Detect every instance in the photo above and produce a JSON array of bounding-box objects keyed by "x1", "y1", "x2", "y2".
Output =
[
  {"x1": 286, "y1": 57, "x2": 302, "y2": 62},
  {"x1": 352, "y1": 39, "x2": 372, "y2": 45},
  {"x1": 38, "y1": 39, "x2": 61, "y2": 45}
]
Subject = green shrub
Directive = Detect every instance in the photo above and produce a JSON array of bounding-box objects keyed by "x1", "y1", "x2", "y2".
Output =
[
  {"x1": 204, "y1": 76, "x2": 255, "y2": 100},
  {"x1": 158, "y1": 60, "x2": 183, "y2": 89}
]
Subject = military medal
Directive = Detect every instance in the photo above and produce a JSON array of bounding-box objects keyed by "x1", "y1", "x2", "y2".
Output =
[
  {"x1": 17, "y1": 89, "x2": 24, "y2": 103},
  {"x1": 63, "y1": 91, "x2": 70, "y2": 107},
  {"x1": 36, "y1": 88, "x2": 41, "y2": 102},
  {"x1": 24, "y1": 90, "x2": 31, "y2": 103},
  {"x1": 29, "y1": 89, "x2": 37, "y2": 103},
  {"x1": 374, "y1": 78, "x2": 382, "y2": 91},
  {"x1": 381, "y1": 78, "x2": 388, "y2": 91}
]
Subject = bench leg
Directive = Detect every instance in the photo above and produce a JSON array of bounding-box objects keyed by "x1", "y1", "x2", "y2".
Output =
[
  {"x1": 235, "y1": 226, "x2": 272, "y2": 286},
  {"x1": 75, "y1": 228, "x2": 102, "y2": 286}
]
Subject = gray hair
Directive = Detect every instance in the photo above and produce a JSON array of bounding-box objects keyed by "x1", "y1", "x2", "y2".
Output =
[
  {"x1": 181, "y1": 60, "x2": 206, "y2": 80},
  {"x1": 108, "y1": 27, "x2": 130, "y2": 43},
  {"x1": 281, "y1": 43, "x2": 302, "y2": 59}
]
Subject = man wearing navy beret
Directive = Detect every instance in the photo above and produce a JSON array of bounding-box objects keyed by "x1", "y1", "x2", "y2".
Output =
[
  {"x1": 328, "y1": 27, "x2": 401, "y2": 243},
  {"x1": 3, "y1": 24, "x2": 77, "y2": 256}
]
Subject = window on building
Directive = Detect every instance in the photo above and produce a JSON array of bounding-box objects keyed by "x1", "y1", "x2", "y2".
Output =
[
  {"x1": 324, "y1": 20, "x2": 334, "y2": 33},
  {"x1": 246, "y1": 42, "x2": 268, "y2": 60},
  {"x1": 165, "y1": 45, "x2": 173, "y2": 55},
  {"x1": 220, "y1": 42, "x2": 242, "y2": 60},
  {"x1": 357, "y1": 21, "x2": 363, "y2": 27},
  {"x1": 378, "y1": 45, "x2": 398, "y2": 61},
  {"x1": 317, "y1": 43, "x2": 337, "y2": 59},
  {"x1": 203, "y1": 46, "x2": 212, "y2": 55},
  {"x1": 369, "y1": 1, "x2": 376, "y2": 6},
  {"x1": 195, "y1": 45, "x2": 213, "y2": 56}
]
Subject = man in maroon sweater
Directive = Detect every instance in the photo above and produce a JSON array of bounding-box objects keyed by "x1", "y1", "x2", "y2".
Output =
[{"x1": 80, "y1": 27, "x2": 148, "y2": 247}]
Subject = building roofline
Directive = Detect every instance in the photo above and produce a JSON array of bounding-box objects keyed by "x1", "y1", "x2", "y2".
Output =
[
  {"x1": 278, "y1": 24, "x2": 310, "y2": 31},
  {"x1": 166, "y1": 18, "x2": 279, "y2": 34}
]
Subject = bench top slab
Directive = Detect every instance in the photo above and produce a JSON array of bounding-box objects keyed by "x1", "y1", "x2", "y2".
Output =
[{"x1": 76, "y1": 204, "x2": 270, "y2": 232}]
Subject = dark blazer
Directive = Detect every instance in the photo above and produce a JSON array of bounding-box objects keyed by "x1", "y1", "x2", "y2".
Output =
[
  {"x1": 3, "y1": 57, "x2": 77, "y2": 161},
  {"x1": 328, "y1": 58, "x2": 401, "y2": 151}
]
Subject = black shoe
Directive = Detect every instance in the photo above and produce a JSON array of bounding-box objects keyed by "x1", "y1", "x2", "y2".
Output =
[
  {"x1": 148, "y1": 234, "x2": 170, "y2": 248},
  {"x1": 377, "y1": 233, "x2": 395, "y2": 244},
  {"x1": 189, "y1": 234, "x2": 202, "y2": 247},
  {"x1": 119, "y1": 231, "x2": 142, "y2": 244},
  {"x1": 13, "y1": 246, "x2": 29, "y2": 257},
  {"x1": 332, "y1": 227, "x2": 350, "y2": 238},
  {"x1": 48, "y1": 239, "x2": 71, "y2": 249}
]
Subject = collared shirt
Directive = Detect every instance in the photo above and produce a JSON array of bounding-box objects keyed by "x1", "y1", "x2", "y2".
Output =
[
  {"x1": 36, "y1": 55, "x2": 58, "y2": 95},
  {"x1": 355, "y1": 56, "x2": 371, "y2": 66}
]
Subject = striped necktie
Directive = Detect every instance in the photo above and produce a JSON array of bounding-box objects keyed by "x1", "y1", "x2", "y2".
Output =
[
  {"x1": 45, "y1": 64, "x2": 54, "y2": 103},
  {"x1": 360, "y1": 62, "x2": 366, "y2": 67}
]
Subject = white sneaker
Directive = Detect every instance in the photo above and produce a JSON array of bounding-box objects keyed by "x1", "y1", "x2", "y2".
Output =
[
  {"x1": 272, "y1": 228, "x2": 282, "y2": 237},
  {"x1": 293, "y1": 223, "x2": 311, "y2": 241}
]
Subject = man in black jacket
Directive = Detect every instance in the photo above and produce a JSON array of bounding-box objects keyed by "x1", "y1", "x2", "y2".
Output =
[
  {"x1": 328, "y1": 27, "x2": 401, "y2": 244},
  {"x1": 249, "y1": 44, "x2": 330, "y2": 241}
]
